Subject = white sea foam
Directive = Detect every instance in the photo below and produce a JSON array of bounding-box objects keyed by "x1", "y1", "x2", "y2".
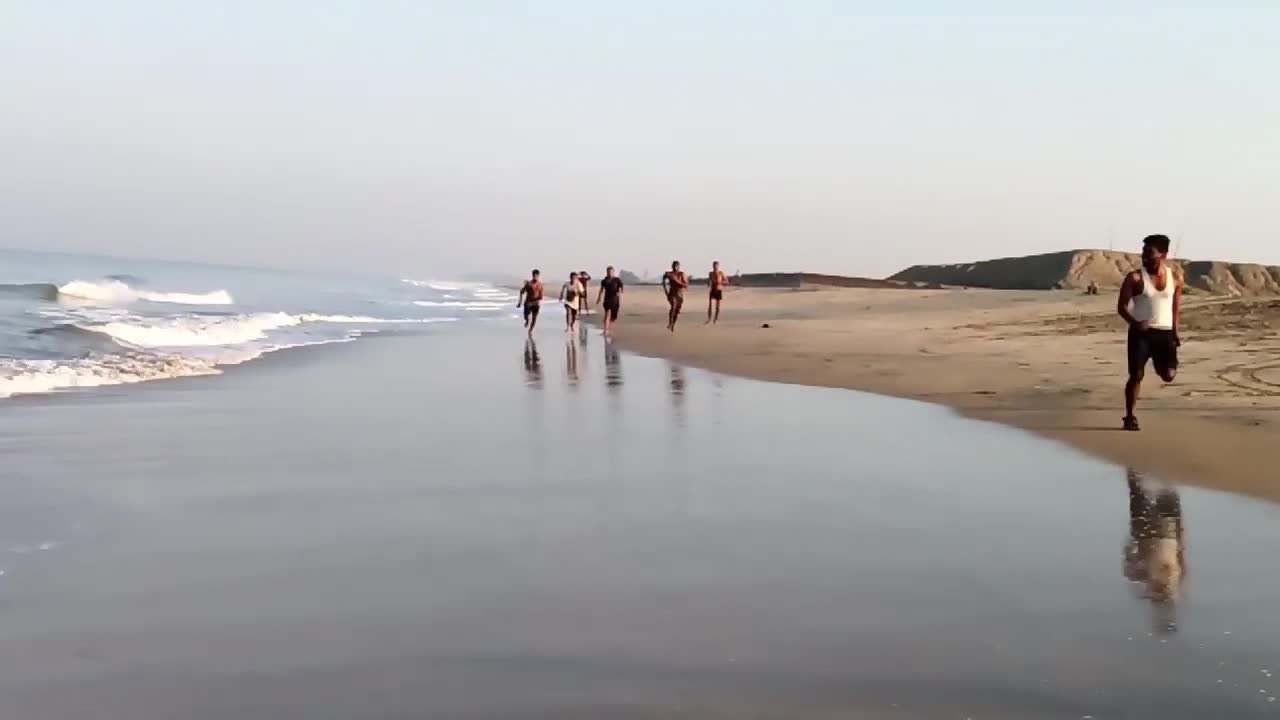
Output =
[
  {"x1": 401, "y1": 278, "x2": 512, "y2": 295},
  {"x1": 0, "y1": 354, "x2": 222, "y2": 398},
  {"x1": 90, "y1": 313, "x2": 303, "y2": 347},
  {"x1": 401, "y1": 278, "x2": 469, "y2": 290},
  {"x1": 298, "y1": 314, "x2": 459, "y2": 324},
  {"x1": 84, "y1": 312, "x2": 457, "y2": 348},
  {"x1": 57, "y1": 280, "x2": 234, "y2": 306},
  {"x1": 413, "y1": 300, "x2": 507, "y2": 309},
  {"x1": 0, "y1": 334, "x2": 371, "y2": 399}
]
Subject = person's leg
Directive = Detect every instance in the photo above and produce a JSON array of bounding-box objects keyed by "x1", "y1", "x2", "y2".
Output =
[
  {"x1": 1125, "y1": 374, "x2": 1142, "y2": 420},
  {"x1": 667, "y1": 297, "x2": 676, "y2": 330},
  {"x1": 1154, "y1": 331, "x2": 1178, "y2": 383},
  {"x1": 529, "y1": 306, "x2": 539, "y2": 333},
  {"x1": 1125, "y1": 328, "x2": 1148, "y2": 429},
  {"x1": 713, "y1": 297, "x2": 721, "y2": 324},
  {"x1": 672, "y1": 295, "x2": 684, "y2": 329},
  {"x1": 706, "y1": 295, "x2": 714, "y2": 323},
  {"x1": 565, "y1": 306, "x2": 573, "y2": 331}
]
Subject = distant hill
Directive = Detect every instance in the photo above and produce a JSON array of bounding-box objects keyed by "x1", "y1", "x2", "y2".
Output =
[
  {"x1": 693, "y1": 272, "x2": 927, "y2": 290},
  {"x1": 890, "y1": 250, "x2": 1280, "y2": 296}
]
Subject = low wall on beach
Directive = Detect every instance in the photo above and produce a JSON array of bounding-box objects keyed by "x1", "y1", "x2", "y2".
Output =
[
  {"x1": 891, "y1": 249, "x2": 1280, "y2": 296},
  {"x1": 687, "y1": 273, "x2": 934, "y2": 290}
]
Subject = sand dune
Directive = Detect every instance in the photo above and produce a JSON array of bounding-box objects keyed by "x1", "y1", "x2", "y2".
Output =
[{"x1": 891, "y1": 249, "x2": 1280, "y2": 295}]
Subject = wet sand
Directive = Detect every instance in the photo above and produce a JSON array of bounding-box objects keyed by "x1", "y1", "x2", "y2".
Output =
[
  {"x1": 2, "y1": 325, "x2": 1280, "y2": 717},
  {"x1": 608, "y1": 287, "x2": 1280, "y2": 504}
]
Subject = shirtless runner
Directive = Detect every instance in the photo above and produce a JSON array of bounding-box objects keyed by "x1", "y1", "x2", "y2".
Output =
[
  {"x1": 706, "y1": 260, "x2": 728, "y2": 324},
  {"x1": 1117, "y1": 234, "x2": 1182, "y2": 431},
  {"x1": 662, "y1": 261, "x2": 689, "y2": 332},
  {"x1": 516, "y1": 269, "x2": 543, "y2": 336}
]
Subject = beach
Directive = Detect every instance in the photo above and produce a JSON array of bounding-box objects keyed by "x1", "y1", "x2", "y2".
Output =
[
  {"x1": 3, "y1": 322, "x2": 1280, "y2": 718},
  {"x1": 4, "y1": 252, "x2": 1280, "y2": 717},
  {"x1": 610, "y1": 286, "x2": 1280, "y2": 504}
]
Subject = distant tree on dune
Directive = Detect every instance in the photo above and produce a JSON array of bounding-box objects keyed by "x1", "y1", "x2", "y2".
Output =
[{"x1": 619, "y1": 270, "x2": 642, "y2": 284}]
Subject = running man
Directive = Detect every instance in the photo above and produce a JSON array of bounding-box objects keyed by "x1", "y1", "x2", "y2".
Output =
[
  {"x1": 596, "y1": 266, "x2": 624, "y2": 337},
  {"x1": 706, "y1": 260, "x2": 729, "y2": 324},
  {"x1": 516, "y1": 269, "x2": 544, "y2": 335},
  {"x1": 560, "y1": 272, "x2": 582, "y2": 332},
  {"x1": 662, "y1": 261, "x2": 688, "y2": 332},
  {"x1": 1117, "y1": 234, "x2": 1182, "y2": 431},
  {"x1": 577, "y1": 270, "x2": 592, "y2": 316}
]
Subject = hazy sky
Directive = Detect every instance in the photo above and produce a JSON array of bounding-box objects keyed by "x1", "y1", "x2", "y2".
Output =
[{"x1": 3, "y1": 1, "x2": 1277, "y2": 278}]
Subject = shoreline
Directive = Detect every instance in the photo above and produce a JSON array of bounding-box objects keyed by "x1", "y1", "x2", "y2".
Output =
[{"x1": 603, "y1": 286, "x2": 1280, "y2": 505}]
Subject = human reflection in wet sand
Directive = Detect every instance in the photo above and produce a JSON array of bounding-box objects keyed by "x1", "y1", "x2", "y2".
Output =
[
  {"x1": 565, "y1": 339, "x2": 580, "y2": 387},
  {"x1": 522, "y1": 339, "x2": 542, "y2": 389},
  {"x1": 604, "y1": 340, "x2": 623, "y2": 390},
  {"x1": 668, "y1": 364, "x2": 687, "y2": 425},
  {"x1": 1123, "y1": 467, "x2": 1186, "y2": 634}
]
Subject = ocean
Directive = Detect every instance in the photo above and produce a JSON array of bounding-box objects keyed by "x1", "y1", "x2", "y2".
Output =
[
  {"x1": 2, "y1": 249, "x2": 1280, "y2": 718},
  {"x1": 0, "y1": 248, "x2": 508, "y2": 399}
]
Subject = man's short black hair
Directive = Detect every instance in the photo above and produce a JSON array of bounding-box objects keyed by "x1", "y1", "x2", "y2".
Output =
[
  {"x1": 532, "y1": 269, "x2": 540, "y2": 276},
  {"x1": 1143, "y1": 235, "x2": 1171, "y2": 254}
]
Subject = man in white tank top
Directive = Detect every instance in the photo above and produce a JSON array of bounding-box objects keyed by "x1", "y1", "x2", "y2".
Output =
[{"x1": 1116, "y1": 234, "x2": 1183, "y2": 431}]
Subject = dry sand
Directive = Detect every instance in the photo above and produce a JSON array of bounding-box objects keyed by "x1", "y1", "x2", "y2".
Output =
[{"x1": 605, "y1": 285, "x2": 1280, "y2": 504}]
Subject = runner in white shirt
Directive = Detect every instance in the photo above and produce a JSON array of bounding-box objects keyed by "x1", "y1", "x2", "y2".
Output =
[{"x1": 1116, "y1": 234, "x2": 1183, "y2": 431}]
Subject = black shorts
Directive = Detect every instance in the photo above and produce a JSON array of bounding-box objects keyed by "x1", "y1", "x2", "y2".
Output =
[
  {"x1": 603, "y1": 300, "x2": 620, "y2": 321},
  {"x1": 1128, "y1": 327, "x2": 1178, "y2": 378},
  {"x1": 667, "y1": 292, "x2": 684, "y2": 311},
  {"x1": 523, "y1": 303, "x2": 540, "y2": 322},
  {"x1": 709, "y1": 288, "x2": 723, "y2": 301}
]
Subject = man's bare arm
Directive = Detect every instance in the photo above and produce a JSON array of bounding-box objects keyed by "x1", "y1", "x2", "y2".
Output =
[
  {"x1": 1117, "y1": 273, "x2": 1140, "y2": 327},
  {"x1": 1173, "y1": 275, "x2": 1183, "y2": 342}
]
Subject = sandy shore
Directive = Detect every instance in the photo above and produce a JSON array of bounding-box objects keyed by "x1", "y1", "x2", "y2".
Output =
[{"x1": 606, "y1": 285, "x2": 1280, "y2": 504}]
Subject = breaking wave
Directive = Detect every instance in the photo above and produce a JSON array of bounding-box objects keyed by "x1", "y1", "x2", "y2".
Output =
[{"x1": 56, "y1": 280, "x2": 235, "y2": 306}]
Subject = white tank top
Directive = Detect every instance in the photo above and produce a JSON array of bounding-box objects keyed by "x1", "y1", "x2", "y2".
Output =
[{"x1": 1132, "y1": 266, "x2": 1176, "y2": 330}]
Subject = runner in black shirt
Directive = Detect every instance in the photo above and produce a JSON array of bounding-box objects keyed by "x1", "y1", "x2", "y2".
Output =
[{"x1": 595, "y1": 266, "x2": 625, "y2": 337}]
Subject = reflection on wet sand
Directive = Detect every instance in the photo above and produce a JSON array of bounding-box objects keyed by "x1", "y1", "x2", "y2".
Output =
[
  {"x1": 604, "y1": 340, "x2": 623, "y2": 389},
  {"x1": 1124, "y1": 467, "x2": 1186, "y2": 634},
  {"x1": 565, "y1": 340, "x2": 579, "y2": 386},
  {"x1": 522, "y1": 339, "x2": 542, "y2": 388},
  {"x1": 668, "y1": 363, "x2": 686, "y2": 396},
  {"x1": 668, "y1": 363, "x2": 686, "y2": 425}
]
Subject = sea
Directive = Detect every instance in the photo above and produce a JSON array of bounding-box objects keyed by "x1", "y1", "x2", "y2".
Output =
[
  {"x1": 2, "y1": 248, "x2": 1280, "y2": 719},
  {"x1": 0, "y1": 248, "x2": 509, "y2": 400}
]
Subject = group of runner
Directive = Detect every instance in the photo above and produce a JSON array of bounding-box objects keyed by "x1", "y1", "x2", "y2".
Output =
[
  {"x1": 516, "y1": 261, "x2": 731, "y2": 337},
  {"x1": 512, "y1": 234, "x2": 1182, "y2": 433}
]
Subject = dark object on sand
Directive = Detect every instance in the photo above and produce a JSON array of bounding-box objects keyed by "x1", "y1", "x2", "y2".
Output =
[
  {"x1": 761, "y1": 323, "x2": 771, "y2": 329},
  {"x1": 1086, "y1": 281, "x2": 1100, "y2": 296}
]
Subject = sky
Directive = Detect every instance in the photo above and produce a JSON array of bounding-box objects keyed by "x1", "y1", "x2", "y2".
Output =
[{"x1": 2, "y1": 1, "x2": 1278, "y2": 278}]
